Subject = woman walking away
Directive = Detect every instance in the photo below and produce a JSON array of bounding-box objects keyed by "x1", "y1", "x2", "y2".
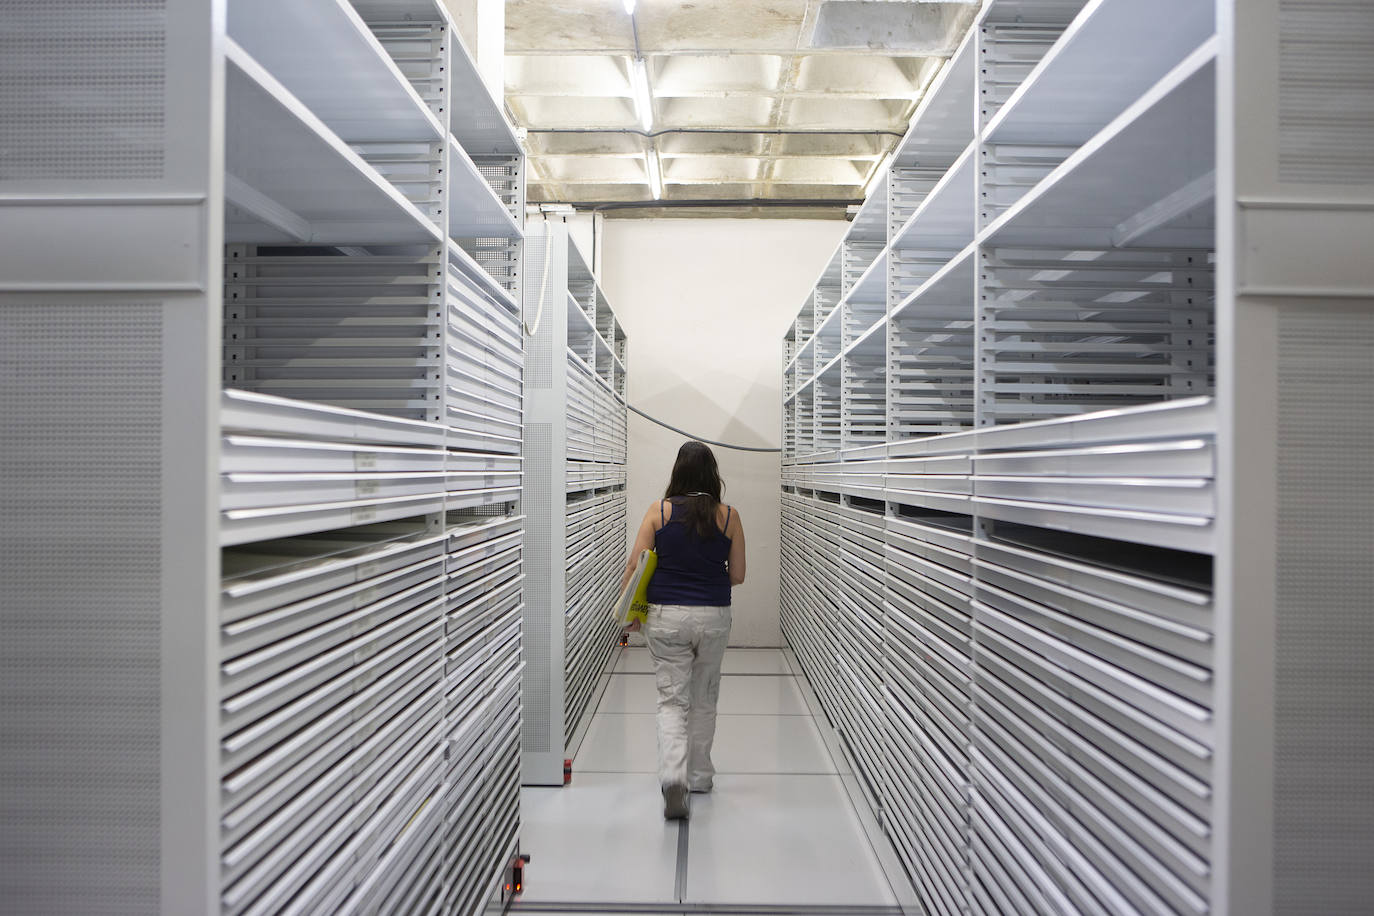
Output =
[{"x1": 620, "y1": 440, "x2": 746, "y2": 820}]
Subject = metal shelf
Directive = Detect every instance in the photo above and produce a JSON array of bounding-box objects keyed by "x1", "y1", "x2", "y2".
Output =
[
  {"x1": 448, "y1": 139, "x2": 524, "y2": 239},
  {"x1": 984, "y1": 39, "x2": 1218, "y2": 249},
  {"x1": 225, "y1": 41, "x2": 441, "y2": 245},
  {"x1": 892, "y1": 243, "x2": 975, "y2": 320},
  {"x1": 891, "y1": 141, "x2": 977, "y2": 251},
  {"x1": 892, "y1": 27, "x2": 977, "y2": 168},
  {"x1": 984, "y1": 0, "x2": 1216, "y2": 147},
  {"x1": 446, "y1": 29, "x2": 522, "y2": 156},
  {"x1": 227, "y1": 0, "x2": 443, "y2": 144},
  {"x1": 847, "y1": 181, "x2": 890, "y2": 243},
  {"x1": 847, "y1": 248, "x2": 889, "y2": 307}
]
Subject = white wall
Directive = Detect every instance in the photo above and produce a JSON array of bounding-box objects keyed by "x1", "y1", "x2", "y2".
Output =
[{"x1": 595, "y1": 218, "x2": 848, "y2": 646}]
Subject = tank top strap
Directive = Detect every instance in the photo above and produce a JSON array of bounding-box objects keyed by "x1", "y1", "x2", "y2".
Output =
[{"x1": 723, "y1": 504, "x2": 732, "y2": 534}]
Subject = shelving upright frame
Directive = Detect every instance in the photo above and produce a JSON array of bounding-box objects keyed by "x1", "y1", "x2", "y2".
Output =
[
  {"x1": 0, "y1": 1, "x2": 531, "y2": 913},
  {"x1": 520, "y1": 214, "x2": 630, "y2": 786},
  {"x1": 780, "y1": 1, "x2": 1374, "y2": 913}
]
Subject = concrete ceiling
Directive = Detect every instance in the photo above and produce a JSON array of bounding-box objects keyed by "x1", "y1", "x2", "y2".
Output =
[{"x1": 505, "y1": 0, "x2": 979, "y2": 210}]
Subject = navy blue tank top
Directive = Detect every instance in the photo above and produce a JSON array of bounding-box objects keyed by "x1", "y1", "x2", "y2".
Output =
[{"x1": 645, "y1": 498, "x2": 732, "y2": 607}]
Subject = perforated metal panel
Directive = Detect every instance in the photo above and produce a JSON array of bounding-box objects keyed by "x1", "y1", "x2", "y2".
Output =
[
  {"x1": 0, "y1": 0, "x2": 167, "y2": 181},
  {"x1": 521, "y1": 422, "x2": 553, "y2": 753},
  {"x1": 1278, "y1": 0, "x2": 1374, "y2": 185},
  {"x1": 1273, "y1": 304, "x2": 1374, "y2": 913},
  {"x1": 0, "y1": 301, "x2": 163, "y2": 914}
]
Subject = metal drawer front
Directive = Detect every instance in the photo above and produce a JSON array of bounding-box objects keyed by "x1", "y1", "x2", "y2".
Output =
[
  {"x1": 222, "y1": 389, "x2": 447, "y2": 449},
  {"x1": 222, "y1": 470, "x2": 448, "y2": 510},
  {"x1": 975, "y1": 622, "x2": 1212, "y2": 784},
  {"x1": 222, "y1": 531, "x2": 448, "y2": 624},
  {"x1": 973, "y1": 474, "x2": 1214, "y2": 517},
  {"x1": 222, "y1": 435, "x2": 447, "y2": 474},
  {"x1": 222, "y1": 553, "x2": 444, "y2": 653},
  {"x1": 446, "y1": 402, "x2": 522, "y2": 440},
  {"x1": 220, "y1": 595, "x2": 443, "y2": 737},
  {"x1": 222, "y1": 724, "x2": 444, "y2": 916},
  {"x1": 974, "y1": 628, "x2": 1212, "y2": 826},
  {"x1": 219, "y1": 638, "x2": 440, "y2": 805},
  {"x1": 972, "y1": 438, "x2": 1213, "y2": 479},
  {"x1": 975, "y1": 557, "x2": 1210, "y2": 665},
  {"x1": 220, "y1": 621, "x2": 442, "y2": 776},
  {"x1": 976, "y1": 577, "x2": 1212, "y2": 706},
  {"x1": 975, "y1": 536, "x2": 1211, "y2": 631},
  {"x1": 447, "y1": 526, "x2": 522, "y2": 566},
  {"x1": 974, "y1": 600, "x2": 1212, "y2": 745},
  {"x1": 974, "y1": 753, "x2": 1111, "y2": 916},
  {"x1": 221, "y1": 566, "x2": 444, "y2": 691},
  {"x1": 222, "y1": 676, "x2": 441, "y2": 852},
  {"x1": 975, "y1": 664, "x2": 1211, "y2": 894},
  {"x1": 975, "y1": 717, "x2": 1201, "y2": 916},
  {"x1": 886, "y1": 580, "x2": 971, "y2": 671},
  {"x1": 447, "y1": 353, "x2": 524, "y2": 405},
  {"x1": 445, "y1": 542, "x2": 521, "y2": 595},
  {"x1": 222, "y1": 703, "x2": 443, "y2": 890}
]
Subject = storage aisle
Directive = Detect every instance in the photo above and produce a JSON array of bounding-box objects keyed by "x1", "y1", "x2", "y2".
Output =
[{"x1": 511, "y1": 647, "x2": 902, "y2": 914}]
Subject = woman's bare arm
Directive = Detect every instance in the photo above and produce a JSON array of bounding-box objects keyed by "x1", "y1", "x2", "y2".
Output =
[
  {"x1": 620, "y1": 502, "x2": 661, "y2": 593},
  {"x1": 726, "y1": 507, "x2": 746, "y2": 586}
]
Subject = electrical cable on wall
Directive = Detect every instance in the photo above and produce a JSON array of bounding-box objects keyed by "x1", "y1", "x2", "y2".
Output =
[
  {"x1": 524, "y1": 212, "x2": 774, "y2": 453},
  {"x1": 523, "y1": 213, "x2": 551, "y2": 336},
  {"x1": 626, "y1": 402, "x2": 781, "y2": 453}
]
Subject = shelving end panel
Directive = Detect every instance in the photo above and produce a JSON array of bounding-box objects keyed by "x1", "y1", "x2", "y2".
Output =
[
  {"x1": 1215, "y1": 1, "x2": 1374, "y2": 912},
  {"x1": 0, "y1": 1, "x2": 225, "y2": 913},
  {"x1": 519, "y1": 218, "x2": 573, "y2": 784}
]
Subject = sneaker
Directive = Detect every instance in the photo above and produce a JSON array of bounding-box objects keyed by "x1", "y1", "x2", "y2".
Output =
[
  {"x1": 689, "y1": 781, "x2": 712, "y2": 794},
  {"x1": 662, "y1": 784, "x2": 689, "y2": 820}
]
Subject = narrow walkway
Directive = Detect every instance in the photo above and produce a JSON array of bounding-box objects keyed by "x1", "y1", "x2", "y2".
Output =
[{"x1": 512, "y1": 648, "x2": 900, "y2": 914}]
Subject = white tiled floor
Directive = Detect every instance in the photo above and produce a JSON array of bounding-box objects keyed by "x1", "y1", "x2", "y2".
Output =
[
  {"x1": 614, "y1": 645, "x2": 795, "y2": 676},
  {"x1": 574, "y1": 712, "x2": 836, "y2": 775},
  {"x1": 597, "y1": 672, "x2": 811, "y2": 716},
  {"x1": 687, "y1": 774, "x2": 898, "y2": 906},
  {"x1": 515, "y1": 647, "x2": 899, "y2": 910},
  {"x1": 517, "y1": 773, "x2": 680, "y2": 903}
]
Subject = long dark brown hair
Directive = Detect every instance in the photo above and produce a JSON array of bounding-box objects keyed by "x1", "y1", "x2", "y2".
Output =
[{"x1": 663, "y1": 440, "x2": 725, "y2": 540}]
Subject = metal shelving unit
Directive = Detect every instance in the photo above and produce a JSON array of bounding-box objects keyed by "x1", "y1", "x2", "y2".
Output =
[
  {"x1": 1, "y1": 1, "x2": 526, "y2": 913},
  {"x1": 520, "y1": 216, "x2": 630, "y2": 785},
  {"x1": 780, "y1": 1, "x2": 1374, "y2": 914}
]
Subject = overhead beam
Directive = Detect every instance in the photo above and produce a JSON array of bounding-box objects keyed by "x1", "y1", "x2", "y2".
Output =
[
  {"x1": 525, "y1": 127, "x2": 907, "y2": 137},
  {"x1": 505, "y1": 46, "x2": 961, "y2": 57}
]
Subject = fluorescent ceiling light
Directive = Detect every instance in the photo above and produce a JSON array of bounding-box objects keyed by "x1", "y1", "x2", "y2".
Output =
[
  {"x1": 622, "y1": 0, "x2": 635, "y2": 13},
  {"x1": 646, "y1": 150, "x2": 663, "y2": 200},
  {"x1": 630, "y1": 57, "x2": 653, "y2": 131}
]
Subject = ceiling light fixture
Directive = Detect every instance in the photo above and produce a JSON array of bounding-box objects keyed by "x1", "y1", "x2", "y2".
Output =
[
  {"x1": 646, "y1": 150, "x2": 664, "y2": 200},
  {"x1": 630, "y1": 57, "x2": 653, "y2": 132},
  {"x1": 622, "y1": 0, "x2": 635, "y2": 14}
]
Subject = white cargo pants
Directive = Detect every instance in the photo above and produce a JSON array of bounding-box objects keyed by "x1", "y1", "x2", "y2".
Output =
[{"x1": 642, "y1": 603, "x2": 732, "y2": 792}]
